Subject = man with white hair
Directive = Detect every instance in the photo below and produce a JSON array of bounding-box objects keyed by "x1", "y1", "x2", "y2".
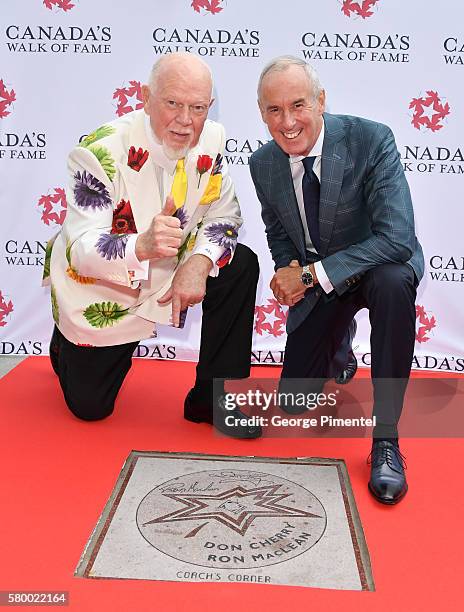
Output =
[
  {"x1": 45, "y1": 52, "x2": 260, "y2": 439},
  {"x1": 250, "y1": 56, "x2": 424, "y2": 503}
]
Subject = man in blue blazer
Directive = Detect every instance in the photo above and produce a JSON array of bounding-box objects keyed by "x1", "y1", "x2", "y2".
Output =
[{"x1": 250, "y1": 56, "x2": 424, "y2": 504}]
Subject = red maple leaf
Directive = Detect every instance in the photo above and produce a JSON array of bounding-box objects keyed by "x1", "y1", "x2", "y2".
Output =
[
  {"x1": 409, "y1": 97, "x2": 425, "y2": 113},
  {"x1": 208, "y1": 0, "x2": 223, "y2": 14},
  {"x1": 191, "y1": 0, "x2": 210, "y2": 12},
  {"x1": 192, "y1": 0, "x2": 223, "y2": 14},
  {"x1": 254, "y1": 299, "x2": 288, "y2": 337},
  {"x1": 415, "y1": 326, "x2": 430, "y2": 343},
  {"x1": 422, "y1": 315, "x2": 436, "y2": 333},
  {"x1": 342, "y1": 0, "x2": 379, "y2": 18},
  {"x1": 415, "y1": 306, "x2": 436, "y2": 343},
  {"x1": 43, "y1": 0, "x2": 75, "y2": 11},
  {"x1": 435, "y1": 102, "x2": 450, "y2": 120},
  {"x1": 0, "y1": 79, "x2": 16, "y2": 119},
  {"x1": 424, "y1": 90, "x2": 440, "y2": 106},
  {"x1": 415, "y1": 304, "x2": 426, "y2": 320},
  {"x1": 0, "y1": 291, "x2": 14, "y2": 327},
  {"x1": 341, "y1": 1, "x2": 358, "y2": 16},
  {"x1": 427, "y1": 120, "x2": 443, "y2": 133},
  {"x1": 113, "y1": 81, "x2": 143, "y2": 117},
  {"x1": 38, "y1": 188, "x2": 67, "y2": 226}
]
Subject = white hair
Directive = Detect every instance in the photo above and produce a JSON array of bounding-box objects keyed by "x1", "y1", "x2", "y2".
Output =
[
  {"x1": 257, "y1": 55, "x2": 323, "y2": 102},
  {"x1": 147, "y1": 52, "x2": 213, "y2": 96}
]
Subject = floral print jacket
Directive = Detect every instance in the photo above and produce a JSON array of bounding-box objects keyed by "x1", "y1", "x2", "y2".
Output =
[{"x1": 44, "y1": 110, "x2": 241, "y2": 346}]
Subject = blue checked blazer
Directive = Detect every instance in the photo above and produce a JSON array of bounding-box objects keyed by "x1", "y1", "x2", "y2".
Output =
[{"x1": 249, "y1": 113, "x2": 424, "y2": 334}]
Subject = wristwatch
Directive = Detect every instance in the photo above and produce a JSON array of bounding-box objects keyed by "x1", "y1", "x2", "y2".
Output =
[{"x1": 301, "y1": 265, "x2": 314, "y2": 287}]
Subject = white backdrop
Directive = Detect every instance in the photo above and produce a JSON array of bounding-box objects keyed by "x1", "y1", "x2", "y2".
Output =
[{"x1": 0, "y1": 0, "x2": 463, "y2": 373}]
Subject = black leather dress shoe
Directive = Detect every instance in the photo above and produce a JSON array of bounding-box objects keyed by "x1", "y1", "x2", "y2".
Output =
[
  {"x1": 368, "y1": 441, "x2": 408, "y2": 504},
  {"x1": 335, "y1": 351, "x2": 358, "y2": 384},
  {"x1": 184, "y1": 389, "x2": 262, "y2": 439}
]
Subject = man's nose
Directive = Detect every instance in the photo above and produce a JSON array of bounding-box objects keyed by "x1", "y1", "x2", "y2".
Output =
[
  {"x1": 281, "y1": 109, "x2": 296, "y2": 130},
  {"x1": 176, "y1": 105, "x2": 193, "y2": 125}
]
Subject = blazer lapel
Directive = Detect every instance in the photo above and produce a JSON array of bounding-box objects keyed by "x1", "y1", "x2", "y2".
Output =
[
  {"x1": 319, "y1": 113, "x2": 347, "y2": 256},
  {"x1": 271, "y1": 143, "x2": 306, "y2": 258},
  {"x1": 117, "y1": 111, "x2": 161, "y2": 234}
]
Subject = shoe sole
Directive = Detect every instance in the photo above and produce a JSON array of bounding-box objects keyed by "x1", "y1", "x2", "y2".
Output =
[{"x1": 184, "y1": 412, "x2": 212, "y2": 425}]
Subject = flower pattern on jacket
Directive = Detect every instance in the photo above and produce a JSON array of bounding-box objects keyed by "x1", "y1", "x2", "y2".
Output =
[
  {"x1": 112, "y1": 199, "x2": 137, "y2": 234},
  {"x1": 204, "y1": 223, "x2": 238, "y2": 250},
  {"x1": 128, "y1": 146, "x2": 149, "y2": 172},
  {"x1": 96, "y1": 233, "x2": 129, "y2": 260},
  {"x1": 73, "y1": 170, "x2": 112, "y2": 210},
  {"x1": 196, "y1": 154, "x2": 213, "y2": 187},
  {"x1": 174, "y1": 206, "x2": 189, "y2": 230},
  {"x1": 199, "y1": 153, "x2": 223, "y2": 205}
]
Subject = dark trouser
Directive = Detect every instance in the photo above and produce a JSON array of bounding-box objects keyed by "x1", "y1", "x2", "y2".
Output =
[
  {"x1": 51, "y1": 244, "x2": 259, "y2": 421},
  {"x1": 281, "y1": 263, "x2": 418, "y2": 438}
]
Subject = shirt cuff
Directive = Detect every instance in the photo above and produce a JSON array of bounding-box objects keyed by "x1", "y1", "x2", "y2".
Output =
[
  {"x1": 314, "y1": 260, "x2": 334, "y2": 294},
  {"x1": 126, "y1": 234, "x2": 149, "y2": 287},
  {"x1": 192, "y1": 244, "x2": 224, "y2": 278}
]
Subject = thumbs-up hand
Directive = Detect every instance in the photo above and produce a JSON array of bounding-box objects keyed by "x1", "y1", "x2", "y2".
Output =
[{"x1": 135, "y1": 195, "x2": 183, "y2": 261}]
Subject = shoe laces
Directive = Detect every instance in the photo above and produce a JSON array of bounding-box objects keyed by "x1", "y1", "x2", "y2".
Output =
[{"x1": 367, "y1": 444, "x2": 407, "y2": 472}]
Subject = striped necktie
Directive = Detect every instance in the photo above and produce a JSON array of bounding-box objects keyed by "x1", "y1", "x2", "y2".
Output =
[
  {"x1": 302, "y1": 156, "x2": 321, "y2": 253},
  {"x1": 170, "y1": 158, "x2": 187, "y2": 209}
]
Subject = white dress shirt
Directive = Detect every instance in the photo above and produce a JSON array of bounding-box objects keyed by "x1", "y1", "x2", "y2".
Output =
[{"x1": 289, "y1": 121, "x2": 334, "y2": 294}]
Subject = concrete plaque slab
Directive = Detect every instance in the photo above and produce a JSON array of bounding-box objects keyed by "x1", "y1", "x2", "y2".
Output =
[{"x1": 76, "y1": 452, "x2": 374, "y2": 591}]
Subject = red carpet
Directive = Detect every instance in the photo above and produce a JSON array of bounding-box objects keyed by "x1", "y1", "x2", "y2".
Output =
[{"x1": 0, "y1": 357, "x2": 462, "y2": 611}]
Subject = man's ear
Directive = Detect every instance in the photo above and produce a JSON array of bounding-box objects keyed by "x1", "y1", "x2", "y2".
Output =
[{"x1": 141, "y1": 84, "x2": 151, "y2": 113}]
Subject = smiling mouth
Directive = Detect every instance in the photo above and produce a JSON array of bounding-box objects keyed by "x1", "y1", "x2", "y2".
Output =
[{"x1": 282, "y1": 129, "x2": 302, "y2": 140}]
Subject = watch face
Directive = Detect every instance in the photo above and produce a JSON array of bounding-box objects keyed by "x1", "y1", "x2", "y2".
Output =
[{"x1": 302, "y1": 269, "x2": 313, "y2": 286}]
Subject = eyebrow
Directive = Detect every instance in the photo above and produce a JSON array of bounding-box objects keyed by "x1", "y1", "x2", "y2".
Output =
[{"x1": 266, "y1": 97, "x2": 307, "y2": 111}]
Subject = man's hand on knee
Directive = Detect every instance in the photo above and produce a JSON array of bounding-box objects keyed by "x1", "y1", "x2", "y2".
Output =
[
  {"x1": 158, "y1": 254, "x2": 212, "y2": 327},
  {"x1": 271, "y1": 260, "x2": 311, "y2": 306}
]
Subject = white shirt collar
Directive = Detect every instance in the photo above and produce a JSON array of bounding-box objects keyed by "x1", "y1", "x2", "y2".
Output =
[
  {"x1": 289, "y1": 120, "x2": 325, "y2": 165},
  {"x1": 143, "y1": 113, "x2": 179, "y2": 176}
]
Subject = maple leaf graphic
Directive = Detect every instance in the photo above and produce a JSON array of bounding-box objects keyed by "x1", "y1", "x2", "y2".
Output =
[
  {"x1": 415, "y1": 305, "x2": 436, "y2": 343},
  {"x1": 0, "y1": 79, "x2": 16, "y2": 119},
  {"x1": 410, "y1": 92, "x2": 450, "y2": 132},
  {"x1": 254, "y1": 298, "x2": 288, "y2": 337},
  {"x1": 38, "y1": 187, "x2": 68, "y2": 226},
  {"x1": 192, "y1": 0, "x2": 209, "y2": 12},
  {"x1": 113, "y1": 81, "x2": 144, "y2": 117},
  {"x1": 409, "y1": 97, "x2": 425, "y2": 113},
  {"x1": 192, "y1": 0, "x2": 223, "y2": 15},
  {"x1": 43, "y1": 0, "x2": 75, "y2": 12},
  {"x1": 208, "y1": 0, "x2": 223, "y2": 13},
  {"x1": 342, "y1": 0, "x2": 379, "y2": 18},
  {"x1": 0, "y1": 291, "x2": 14, "y2": 327},
  {"x1": 416, "y1": 326, "x2": 430, "y2": 343}
]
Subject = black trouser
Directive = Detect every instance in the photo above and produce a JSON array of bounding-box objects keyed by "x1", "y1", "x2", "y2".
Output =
[
  {"x1": 51, "y1": 244, "x2": 259, "y2": 421},
  {"x1": 282, "y1": 263, "x2": 418, "y2": 437}
]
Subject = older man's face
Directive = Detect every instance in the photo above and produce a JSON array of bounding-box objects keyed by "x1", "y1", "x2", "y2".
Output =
[
  {"x1": 142, "y1": 63, "x2": 212, "y2": 159},
  {"x1": 259, "y1": 65, "x2": 325, "y2": 157}
]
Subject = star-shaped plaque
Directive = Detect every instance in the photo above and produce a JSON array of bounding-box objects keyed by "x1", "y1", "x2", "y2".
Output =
[{"x1": 142, "y1": 484, "x2": 322, "y2": 537}]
